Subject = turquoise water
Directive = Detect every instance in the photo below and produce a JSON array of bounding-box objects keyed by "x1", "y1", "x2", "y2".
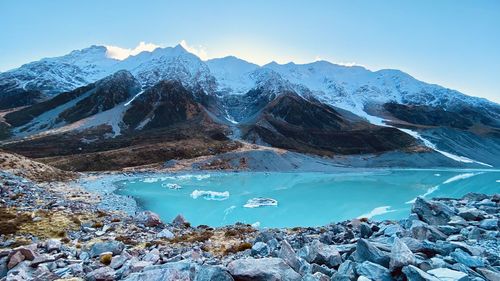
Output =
[{"x1": 115, "y1": 170, "x2": 500, "y2": 228}]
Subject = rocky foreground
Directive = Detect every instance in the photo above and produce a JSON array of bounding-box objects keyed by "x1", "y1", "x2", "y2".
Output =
[{"x1": 0, "y1": 171, "x2": 499, "y2": 281}]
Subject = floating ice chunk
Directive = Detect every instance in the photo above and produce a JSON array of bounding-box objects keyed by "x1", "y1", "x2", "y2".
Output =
[
  {"x1": 143, "y1": 177, "x2": 159, "y2": 183},
  {"x1": 190, "y1": 190, "x2": 229, "y2": 201},
  {"x1": 243, "y1": 198, "x2": 278, "y2": 208},
  {"x1": 358, "y1": 206, "x2": 396, "y2": 219},
  {"x1": 251, "y1": 221, "x2": 261, "y2": 228},
  {"x1": 497, "y1": 180, "x2": 500, "y2": 183},
  {"x1": 176, "y1": 174, "x2": 211, "y2": 181},
  {"x1": 162, "y1": 183, "x2": 182, "y2": 189},
  {"x1": 434, "y1": 173, "x2": 441, "y2": 177}
]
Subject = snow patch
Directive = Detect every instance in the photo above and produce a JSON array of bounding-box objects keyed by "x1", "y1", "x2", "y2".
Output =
[
  {"x1": 442, "y1": 173, "x2": 481, "y2": 184},
  {"x1": 358, "y1": 206, "x2": 396, "y2": 219}
]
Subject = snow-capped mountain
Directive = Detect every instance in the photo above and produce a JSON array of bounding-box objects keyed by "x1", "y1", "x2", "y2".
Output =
[
  {"x1": 1, "y1": 44, "x2": 499, "y2": 168},
  {"x1": 2, "y1": 43, "x2": 498, "y2": 114}
]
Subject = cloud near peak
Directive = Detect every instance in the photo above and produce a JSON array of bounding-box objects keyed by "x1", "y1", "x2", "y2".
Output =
[
  {"x1": 179, "y1": 40, "x2": 208, "y2": 60},
  {"x1": 105, "y1": 41, "x2": 160, "y2": 60}
]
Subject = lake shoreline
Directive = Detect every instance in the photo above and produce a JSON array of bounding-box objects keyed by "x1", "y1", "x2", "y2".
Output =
[{"x1": 1, "y1": 170, "x2": 499, "y2": 280}]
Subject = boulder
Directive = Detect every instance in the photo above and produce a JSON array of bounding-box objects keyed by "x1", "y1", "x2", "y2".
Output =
[
  {"x1": 360, "y1": 223, "x2": 372, "y2": 238},
  {"x1": 389, "y1": 237, "x2": 416, "y2": 271},
  {"x1": 402, "y1": 265, "x2": 440, "y2": 281},
  {"x1": 300, "y1": 240, "x2": 342, "y2": 268},
  {"x1": 334, "y1": 260, "x2": 356, "y2": 280},
  {"x1": 355, "y1": 261, "x2": 392, "y2": 281},
  {"x1": 476, "y1": 268, "x2": 500, "y2": 281},
  {"x1": 458, "y1": 208, "x2": 486, "y2": 221},
  {"x1": 135, "y1": 211, "x2": 162, "y2": 227},
  {"x1": 157, "y1": 229, "x2": 174, "y2": 239},
  {"x1": 111, "y1": 251, "x2": 132, "y2": 269},
  {"x1": 45, "y1": 239, "x2": 61, "y2": 252},
  {"x1": 143, "y1": 248, "x2": 160, "y2": 263},
  {"x1": 278, "y1": 240, "x2": 301, "y2": 272},
  {"x1": 412, "y1": 197, "x2": 454, "y2": 225},
  {"x1": 86, "y1": 266, "x2": 116, "y2": 281},
  {"x1": 123, "y1": 261, "x2": 194, "y2": 281},
  {"x1": 16, "y1": 248, "x2": 36, "y2": 261},
  {"x1": 410, "y1": 220, "x2": 447, "y2": 241},
  {"x1": 252, "y1": 242, "x2": 271, "y2": 257},
  {"x1": 7, "y1": 251, "x2": 25, "y2": 270},
  {"x1": 427, "y1": 268, "x2": 468, "y2": 281},
  {"x1": 194, "y1": 265, "x2": 234, "y2": 281},
  {"x1": 90, "y1": 241, "x2": 125, "y2": 257},
  {"x1": 131, "y1": 261, "x2": 154, "y2": 272},
  {"x1": 172, "y1": 214, "x2": 188, "y2": 228},
  {"x1": 227, "y1": 257, "x2": 301, "y2": 281},
  {"x1": 479, "y1": 218, "x2": 498, "y2": 230},
  {"x1": 354, "y1": 239, "x2": 390, "y2": 267},
  {"x1": 450, "y1": 249, "x2": 485, "y2": 268}
]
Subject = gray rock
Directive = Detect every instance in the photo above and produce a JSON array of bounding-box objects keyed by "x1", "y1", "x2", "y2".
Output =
[
  {"x1": 410, "y1": 220, "x2": 447, "y2": 241},
  {"x1": 300, "y1": 240, "x2": 342, "y2": 268},
  {"x1": 86, "y1": 266, "x2": 116, "y2": 281},
  {"x1": 90, "y1": 241, "x2": 125, "y2": 257},
  {"x1": 355, "y1": 261, "x2": 392, "y2": 281},
  {"x1": 427, "y1": 268, "x2": 468, "y2": 281},
  {"x1": 476, "y1": 267, "x2": 500, "y2": 281},
  {"x1": 335, "y1": 260, "x2": 356, "y2": 280},
  {"x1": 252, "y1": 242, "x2": 271, "y2": 257},
  {"x1": 458, "y1": 208, "x2": 486, "y2": 221},
  {"x1": 45, "y1": 239, "x2": 61, "y2": 252},
  {"x1": 172, "y1": 214, "x2": 188, "y2": 228},
  {"x1": 384, "y1": 224, "x2": 404, "y2": 237},
  {"x1": 402, "y1": 265, "x2": 440, "y2": 281},
  {"x1": 30, "y1": 254, "x2": 56, "y2": 267},
  {"x1": 360, "y1": 223, "x2": 372, "y2": 238},
  {"x1": 156, "y1": 229, "x2": 174, "y2": 239},
  {"x1": 227, "y1": 257, "x2": 301, "y2": 281},
  {"x1": 7, "y1": 251, "x2": 25, "y2": 270},
  {"x1": 450, "y1": 249, "x2": 485, "y2": 268},
  {"x1": 194, "y1": 265, "x2": 234, "y2": 281},
  {"x1": 143, "y1": 248, "x2": 160, "y2": 263},
  {"x1": 68, "y1": 263, "x2": 83, "y2": 276},
  {"x1": 279, "y1": 240, "x2": 301, "y2": 273},
  {"x1": 131, "y1": 261, "x2": 154, "y2": 272},
  {"x1": 412, "y1": 197, "x2": 454, "y2": 225},
  {"x1": 389, "y1": 237, "x2": 416, "y2": 271},
  {"x1": 135, "y1": 211, "x2": 162, "y2": 227},
  {"x1": 0, "y1": 256, "x2": 7, "y2": 278},
  {"x1": 479, "y1": 218, "x2": 498, "y2": 230},
  {"x1": 310, "y1": 263, "x2": 335, "y2": 277},
  {"x1": 355, "y1": 239, "x2": 390, "y2": 267},
  {"x1": 111, "y1": 251, "x2": 132, "y2": 269}
]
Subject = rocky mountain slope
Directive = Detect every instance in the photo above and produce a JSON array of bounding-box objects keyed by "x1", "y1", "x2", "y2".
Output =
[{"x1": 0, "y1": 44, "x2": 499, "y2": 169}]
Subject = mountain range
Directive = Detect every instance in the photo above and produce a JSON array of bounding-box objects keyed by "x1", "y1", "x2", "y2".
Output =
[{"x1": 0, "y1": 44, "x2": 499, "y2": 170}]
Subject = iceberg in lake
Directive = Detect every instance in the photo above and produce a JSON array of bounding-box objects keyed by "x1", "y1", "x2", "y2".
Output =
[
  {"x1": 162, "y1": 183, "x2": 182, "y2": 189},
  {"x1": 244, "y1": 197, "x2": 278, "y2": 208},
  {"x1": 190, "y1": 190, "x2": 229, "y2": 201}
]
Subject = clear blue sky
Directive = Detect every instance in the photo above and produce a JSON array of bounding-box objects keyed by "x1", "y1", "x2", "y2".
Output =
[{"x1": 1, "y1": 0, "x2": 499, "y2": 102}]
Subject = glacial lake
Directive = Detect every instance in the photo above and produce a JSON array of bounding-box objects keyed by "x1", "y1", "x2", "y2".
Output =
[{"x1": 114, "y1": 170, "x2": 500, "y2": 228}]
